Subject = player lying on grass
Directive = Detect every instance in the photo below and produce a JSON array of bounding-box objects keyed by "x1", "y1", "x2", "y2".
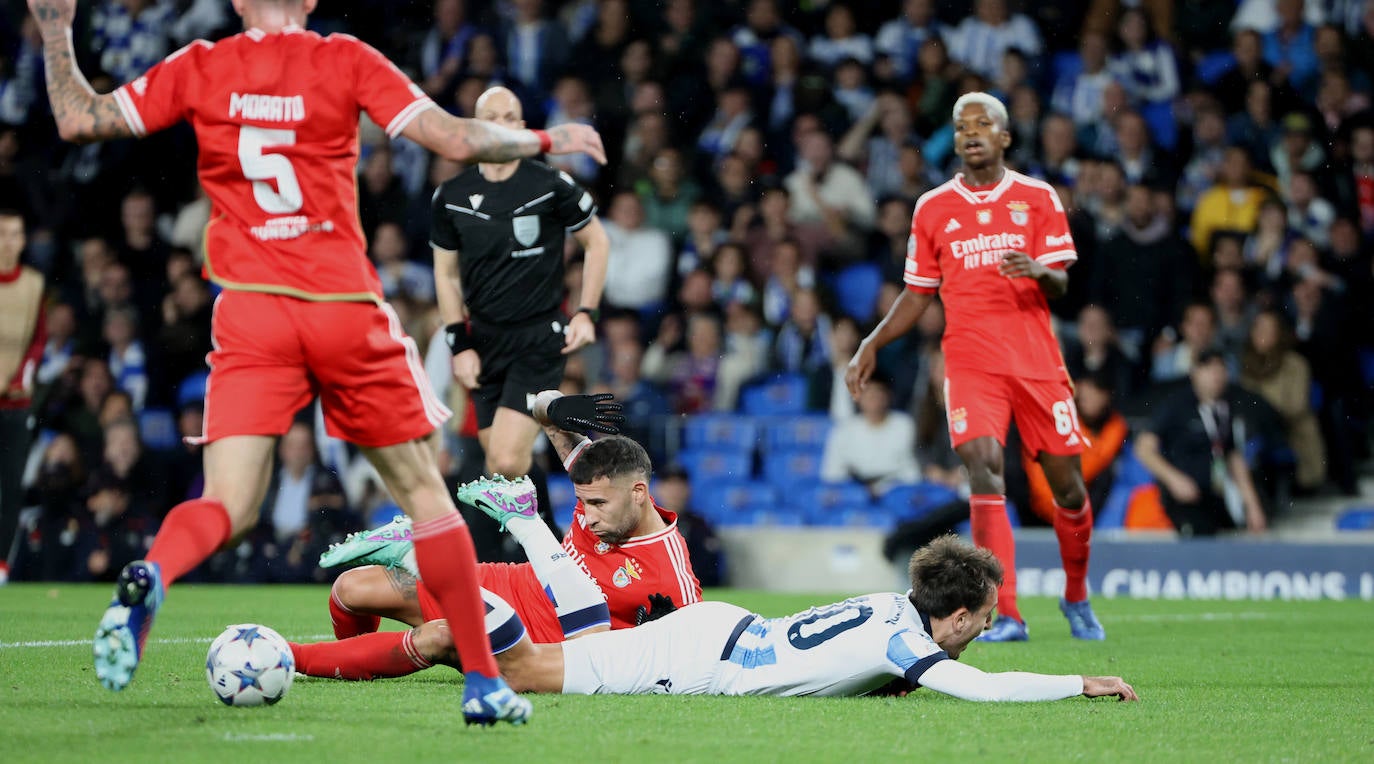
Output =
[
  {"x1": 288, "y1": 392, "x2": 701, "y2": 678},
  {"x1": 486, "y1": 535, "x2": 1138, "y2": 701}
]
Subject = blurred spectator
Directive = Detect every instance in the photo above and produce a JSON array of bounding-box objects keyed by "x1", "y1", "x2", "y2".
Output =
[
  {"x1": 1270, "y1": 112, "x2": 1325, "y2": 191},
  {"x1": 1178, "y1": 107, "x2": 1231, "y2": 213},
  {"x1": 88, "y1": 0, "x2": 175, "y2": 84},
  {"x1": 946, "y1": 0, "x2": 1042, "y2": 82},
  {"x1": 831, "y1": 58, "x2": 875, "y2": 124},
  {"x1": 742, "y1": 188, "x2": 821, "y2": 283},
  {"x1": 1152, "y1": 302, "x2": 1223, "y2": 383},
  {"x1": 708, "y1": 242, "x2": 756, "y2": 309},
  {"x1": 1284, "y1": 170, "x2": 1336, "y2": 247},
  {"x1": 838, "y1": 93, "x2": 919, "y2": 199},
  {"x1": 717, "y1": 302, "x2": 771, "y2": 411},
  {"x1": 38, "y1": 300, "x2": 77, "y2": 386},
  {"x1": 0, "y1": 209, "x2": 42, "y2": 581},
  {"x1": 1064, "y1": 304, "x2": 1139, "y2": 402},
  {"x1": 254, "y1": 422, "x2": 352, "y2": 583},
  {"x1": 570, "y1": 0, "x2": 631, "y2": 91},
  {"x1": 772, "y1": 287, "x2": 831, "y2": 376},
  {"x1": 501, "y1": 0, "x2": 568, "y2": 101},
  {"x1": 1260, "y1": 0, "x2": 1320, "y2": 91},
  {"x1": 697, "y1": 82, "x2": 754, "y2": 162},
  {"x1": 1228, "y1": 82, "x2": 1283, "y2": 175},
  {"x1": 117, "y1": 188, "x2": 170, "y2": 301},
  {"x1": 1110, "y1": 7, "x2": 1180, "y2": 116},
  {"x1": 1191, "y1": 147, "x2": 1272, "y2": 260},
  {"x1": 357, "y1": 144, "x2": 407, "y2": 239},
  {"x1": 1027, "y1": 113, "x2": 1082, "y2": 187},
  {"x1": 808, "y1": 4, "x2": 872, "y2": 69},
  {"x1": 1239, "y1": 310, "x2": 1325, "y2": 492},
  {"x1": 874, "y1": 0, "x2": 946, "y2": 82},
  {"x1": 676, "y1": 199, "x2": 726, "y2": 278},
  {"x1": 156, "y1": 274, "x2": 211, "y2": 395},
  {"x1": 1339, "y1": 124, "x2": 1373, "y2": 236},
  {"x1": 75, "y1": 466, "x2": 156, "y2": 582},
  {"x1": 1052, "y1": 32, "x2": 1114, "y2": 130},
  {"x1": 1135, "y1": 349, "x2": 1268, "y2": 536},
  {"x1": 784, "y1": 129, "x2": 875, "y2": 262},
  {"x1": 99, "y1": 417, "x2": 165, "y2": 516},
  {"x1": 730, "y1": 0, "x2": 803, "y2": 87},
  {"x1": 910, "y1": 36, "x2": 958, "y2": 136},
  {"x1": 601, "y1": 191, "x2": 672, "y2": 313},
  {"x1": 910, "y1": 348, "x2": 962, "y2": 489},
  {"x1": 545, "y1": 76, "x2": 600, "y2": 183},
  {"x1": 1288, "y1": 277, "x2": 1361, "y2": 494},
  {"x1": 820, "y1": 375, "x2": 919, "y2": 497},
  {"x1": 15, "y1": 433, "x2": 85, "y2": 581},
  {"x1": 414, "y1": 0, "x2": 478, "y2": 97},
  {"x1": 102, "y1": 306, "x2": 149, "y2": 411},
  {"x1": 651, "y1": 464, "x2": 723, "y2": 587},
  {"x1": 809, "y1": 314, "x2": 860, "y2": 419},
  {"x1": 370, "y1": 221, "x2": 434, "y2": 303},
  {"x1": 1211, "y1": 269, "x2": 1256, "y2": 361},
  {"x1": 642, "y1": 312, "x2": 722, "y2": 415},
  {"x1": 637, "y1": 148, "x2": 700, "y2": 243}
]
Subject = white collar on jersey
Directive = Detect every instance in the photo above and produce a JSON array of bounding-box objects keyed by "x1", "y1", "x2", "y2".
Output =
[
  {"x1": 951, "y1": 169, "x2": 1015, "y2": 205},
  {"x1": 245, "y1": 24, "x2": 305, "y2": 41}
]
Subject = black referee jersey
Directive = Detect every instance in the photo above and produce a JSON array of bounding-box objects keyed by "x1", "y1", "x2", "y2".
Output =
[{"x1": 430, "y1": 160, "x2": 597, "y2": 326}]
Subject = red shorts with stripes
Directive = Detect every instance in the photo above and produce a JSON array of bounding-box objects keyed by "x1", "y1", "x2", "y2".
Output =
[
  {"x1": 202, "y1": 291, "x2": 449, "y2": 447},
  {"x1": 416, "y1": 562, "x2": 564, "y2": 644},
  {"x1": 944, "y1": 367, "x2": 1086, "y2": 457}
]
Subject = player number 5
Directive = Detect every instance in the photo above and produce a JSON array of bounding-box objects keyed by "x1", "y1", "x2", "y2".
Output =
[{"x1": 238, "y1": 126, "x2": 303, "y2": 214}]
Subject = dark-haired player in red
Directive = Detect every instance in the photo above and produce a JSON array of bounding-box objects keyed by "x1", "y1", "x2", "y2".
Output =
[
  {"x1": 29, "y1": 0, "x2": 606, "y2": 724},
  {"x1": 846, "y1": 92, "x2": 1103, "y2": 643}
]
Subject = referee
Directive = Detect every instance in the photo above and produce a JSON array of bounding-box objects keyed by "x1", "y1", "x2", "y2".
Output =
[{"x1": 431, "y1": 87, "x2": 609, "y2": 489}]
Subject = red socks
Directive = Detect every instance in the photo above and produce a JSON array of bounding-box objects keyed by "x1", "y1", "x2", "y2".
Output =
[
  {"x1": 330, "y1": 586, "x2": 381, "y2": 640},
  {"x1": 411, "y1": 513, "x2": 499, "y2": 678},
  {"x1": 146, "y1": 498, "x2": 232, "y2": 588},
  {"x1": 970, "y1": 494, "x2": 1021, "y2": 623},
  {"x1": 1054, "y1": 499, "x2": 1094, "y2": 603},
  {"x1": 289, "y1": 630, "x2": 431, "y2": 680}
]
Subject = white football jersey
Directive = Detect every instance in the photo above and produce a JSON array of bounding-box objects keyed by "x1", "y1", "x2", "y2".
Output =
[{"x1": 714, "y1": 592, "x2": 949, "y2": 697}]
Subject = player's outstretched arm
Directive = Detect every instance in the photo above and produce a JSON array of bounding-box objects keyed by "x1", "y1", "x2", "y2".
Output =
[
  {"x1": 403, "y1": 109, "x2": 606, "y2": 166},
  {"x1": 531, "y1": 390, "x2": 624, "y2": 463},
  {"x1": 846, "y1": 288, "x2": 934, "y2": 399},
  {"x1": 917, "y1": 660, "x2": 1138, "y2": 702},
  {"x1": 29, "y1": 0, "x2": 136, "y2": 143}
]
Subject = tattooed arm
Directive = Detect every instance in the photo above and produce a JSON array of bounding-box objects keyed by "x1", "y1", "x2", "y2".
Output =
[
  {"x1": 401, "y1": 108, "x2": 607, "y2": 166},
  {"x1": 29, "y1": 0, "x2": 135, "y2": 143}
]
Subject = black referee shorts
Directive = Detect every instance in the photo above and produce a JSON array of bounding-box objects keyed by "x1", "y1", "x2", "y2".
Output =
[{"x1": 469, "y1": 313, "x2": 568, "y2": 430}]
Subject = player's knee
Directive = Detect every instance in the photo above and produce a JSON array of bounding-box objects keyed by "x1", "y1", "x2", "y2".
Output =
[
  {"x1": 1052, "y1": 482, "x2": 1087, "y2": 511},
  {"x1": 413, "y1": 621, "x2": 459, "y2": 667},
  {"x1": 331, "y1": 568, "x2": 369, "y2": 611},
  {"x1": 485, "y1": 452, "x2": 531, "y2": 479}
]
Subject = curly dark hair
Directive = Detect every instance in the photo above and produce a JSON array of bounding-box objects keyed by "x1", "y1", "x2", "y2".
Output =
[
  {"x1": 907, "y1": 535, "x2": 1002, "y2": 619},
  {"x1": 568, "y1": 436, "x2": 653, "y2": 485}
]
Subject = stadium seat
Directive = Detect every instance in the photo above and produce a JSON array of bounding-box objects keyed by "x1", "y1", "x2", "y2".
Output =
[
  {"x1": 1097, "y1": 443, "x2": 1156, "y2": 530},
  {"x1": 1360, "y1": 349, "x2": 1374, "y2": 386},
  {"x1": 683, "y1": 414, "x2": 760, "y2": 452},
  {"x1": 137, "y1": 407, "x2": 179, "y2": 451},
  {"x1": 176, "y1": 371, "x2": 209, "y2": 409},
  {"x1": 694, "y1": 481, "x2": 778, "y2": 524},
  {"x1": 762, "y1": 414, "x2": 831, "y2": 451},
  {"x1": 676, "y1": 449, "x2": 754, "y2": 489},
  {"x1": 802, "y1": 482, "x2": 872, "y2": 525},
  {"x1": 880, "y1": 482, "x2": 959, "y2": 521},
  {"x1": 1195, "y1": 50, "x2": 1235, "y2": 85},
  {"x1": 547, "y1": 474, "x2": 576, "y2": 530},
  {"x1": 832, "y1": 262, "x2": 884, "y2": 322},
  {"x1": 762, "y1": 449, "x2": 824, "y2": 489},
  {"x1": 739, "y1": 374, "x2": 809, "y2": 416},
  {"x1": 1335, "y1": 507, "x2": 1374, "y2": 532}
]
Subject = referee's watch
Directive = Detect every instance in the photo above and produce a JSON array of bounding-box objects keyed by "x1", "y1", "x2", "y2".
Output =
[{"x1": 576, "y1": 306, "x2": 600, "y2": 322}]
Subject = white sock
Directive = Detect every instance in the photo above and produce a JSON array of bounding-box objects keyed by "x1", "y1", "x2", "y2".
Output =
[{"x1": 505, "y1": 515, "x2": 609, "y2": 637}]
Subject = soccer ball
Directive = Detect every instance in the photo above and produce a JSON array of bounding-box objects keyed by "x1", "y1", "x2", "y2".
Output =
[{"x1": 205, "y1": 623, "x2": 295, "y2": 707}]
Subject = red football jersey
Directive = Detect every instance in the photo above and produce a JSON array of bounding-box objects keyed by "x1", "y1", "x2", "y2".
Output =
[
  {"x1": 904, "y1": 170, "x2": 1076, "y2": 380},
  {"x1": 564, "y1": 502, "x2": 703, "y2": 630},
  {"x1": 112, "y1": 27, "x2": 435, "y2": 301}
]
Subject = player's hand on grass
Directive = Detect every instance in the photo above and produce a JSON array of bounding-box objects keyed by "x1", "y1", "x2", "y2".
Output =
[
  {"x1": 635, "y1": 593, "x2": 677, "y2": 625},
  {"x1": 563, "y1": 312, "x2": 596, "y2": 355},
  {"x1": 28, "y1": 0, "x2": 76, "y2": 35},
  {"x1": 845, "y1": 344, "x2": 877, "y2": 400},
  {"x1": 540, "y1": 392, "x2": 624, "y2": 435},
  {"x1": 1082, "y1": 676, "x2": 1138, "y2": 702},
  {"x1": 452, "y1": 349, "x2": 481, "y2": 390},
  {"x1": 546, "y1": 124, "x2": 607, "y2": 165},
  {"x1": 997, "y1": 251, "x2": 1043, "y2": 279}
]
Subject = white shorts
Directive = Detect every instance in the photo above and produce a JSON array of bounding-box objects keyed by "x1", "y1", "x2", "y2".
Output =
[{"x1": 560, "y1": 601, "x2": 755, "y2": 695}]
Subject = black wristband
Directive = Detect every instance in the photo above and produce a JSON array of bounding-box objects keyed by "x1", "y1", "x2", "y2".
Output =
[
  {"x1": 444, "y1": 322, "x2": 473, "y2": 355},
  {"x1": 576, "y1": 306, "x2": 600, "y2": 322}
]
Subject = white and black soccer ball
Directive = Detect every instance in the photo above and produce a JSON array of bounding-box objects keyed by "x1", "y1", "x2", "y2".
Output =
[{"x1": 205, "y1": 623, "x2": 294, "y2": 707}]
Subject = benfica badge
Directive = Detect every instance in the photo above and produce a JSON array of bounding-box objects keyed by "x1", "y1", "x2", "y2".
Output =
[{"x1": 1008, "y1": 201, "x2": 1029, "y2": 226}]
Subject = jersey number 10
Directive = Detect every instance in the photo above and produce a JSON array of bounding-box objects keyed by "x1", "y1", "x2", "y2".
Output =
[{"x1": 238, "y1": 126, "x2": 304, "y2": 214}]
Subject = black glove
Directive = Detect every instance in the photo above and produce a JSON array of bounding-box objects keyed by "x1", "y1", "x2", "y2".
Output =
[
  {"x1": 634, "y1": 593, "x2": 678, "y2": 626},
  {"x1": 545, "y1": 392, "x2": 625, "y2": 435}
]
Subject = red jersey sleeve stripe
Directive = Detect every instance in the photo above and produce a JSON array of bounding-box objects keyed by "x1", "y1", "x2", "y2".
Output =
[
  {"x1": 667, "y1": 534, "x2": 700, "y2": 604},
  {"x1": 1035, "y1": 250, "x2": 1077, "y2": 265},
  {"x1": 905, "y1": 274, "x2": 941, "y2": 288},
  {"x1": 111, "y1": 88, "x2": 148, "y2": 137},
  {"x1": 385, "y1": 97, "x2": 436, "y2": 138}
]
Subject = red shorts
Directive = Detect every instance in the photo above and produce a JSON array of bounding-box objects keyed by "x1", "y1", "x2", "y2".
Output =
[
  {"x1": 417, "y1": 562, "x2": 564, "y2": 644},
  {"x1": 943, "y1": 368, "x2": 1086, "y2": 457},
  {"x1": 202, "y1": 291, "x2": 449, "y2": 447}
]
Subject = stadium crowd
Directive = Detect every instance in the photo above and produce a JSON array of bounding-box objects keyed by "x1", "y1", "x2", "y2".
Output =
[{"x1": 2, "y1": 0, "x2": 1371, "y2": 583}]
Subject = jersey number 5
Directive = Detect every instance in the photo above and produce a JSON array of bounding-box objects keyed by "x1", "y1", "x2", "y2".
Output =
[{"x1": 238, "y1": 126, "x2": 303, "y2": 214}]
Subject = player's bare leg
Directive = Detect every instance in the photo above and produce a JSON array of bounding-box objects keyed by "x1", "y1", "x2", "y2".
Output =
[
  {"x1": 330, "y1": 566, "x2": 426, "y2": 634},
  {"x1": 1039, "y1": 453, "x2": 1105, "y2": 640},
  {"x1": 94, "y1": 435, "x2": 275, "y2": 690},
  {"x1": 957, "y1": 436, "x2": 1027, "y2": 642},
  {"x1": 362, "y1": 437, "x2": 531, "y2": 725}
]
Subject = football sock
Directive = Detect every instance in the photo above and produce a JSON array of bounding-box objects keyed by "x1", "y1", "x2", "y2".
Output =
[
  {"x1": 329, "y1": 582, "x2": 381, "y2": 640},
  {"x1": 288, "y1": 630, "x2": 430, "y2": 681},
  {"x1": 146, "y1": 497, "x2": 232, "y2": 589},
  {"x1": 482, "y1": 588, "x2": 527, "y2": 654},
  {"x1": 1054, "y1": 498, "x2": 1094, "y2": 603},
  {"x1": 411, "y1": 512, "x2": 500, "y2": 678},
  {"x1": 505, "y1": 510, "x2": 610, "y2": 637},
  {"x1": 970, "y1": 494, "x2": 1021, "y2": 623}
]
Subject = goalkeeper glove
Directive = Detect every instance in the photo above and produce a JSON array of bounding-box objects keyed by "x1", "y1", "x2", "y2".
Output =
[{"x1": 546, "y1": 392, "x2": 625, "y2": 435}]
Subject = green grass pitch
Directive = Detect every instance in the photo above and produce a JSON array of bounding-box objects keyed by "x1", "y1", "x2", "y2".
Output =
[{"x1": 1, "y1": 584, "x2": 1371, "y2": 763}]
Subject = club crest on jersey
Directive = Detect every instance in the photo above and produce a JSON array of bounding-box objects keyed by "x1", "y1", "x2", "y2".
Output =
[
  {"x1": 595, "y1": 540, "x2": 611, "y2": 554},
  {"x1": 468, "y1": 194, "x2": 484, "y2": 210},
  {"x1": 512, "y1": 215, "x2": 540, "y2": 246},
  {"x1": 1007, "y1": 201, "x2": 1029, "y2": 226},
  {"x1": 949, "y1": 406, "x2": 968, "y2": 435},
  {"x1": 976, "y1": 209, "x2": 991, "y2": 225},
  {"x1": 611, "y1": 560, "x2": 643, "y2": 588}
]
